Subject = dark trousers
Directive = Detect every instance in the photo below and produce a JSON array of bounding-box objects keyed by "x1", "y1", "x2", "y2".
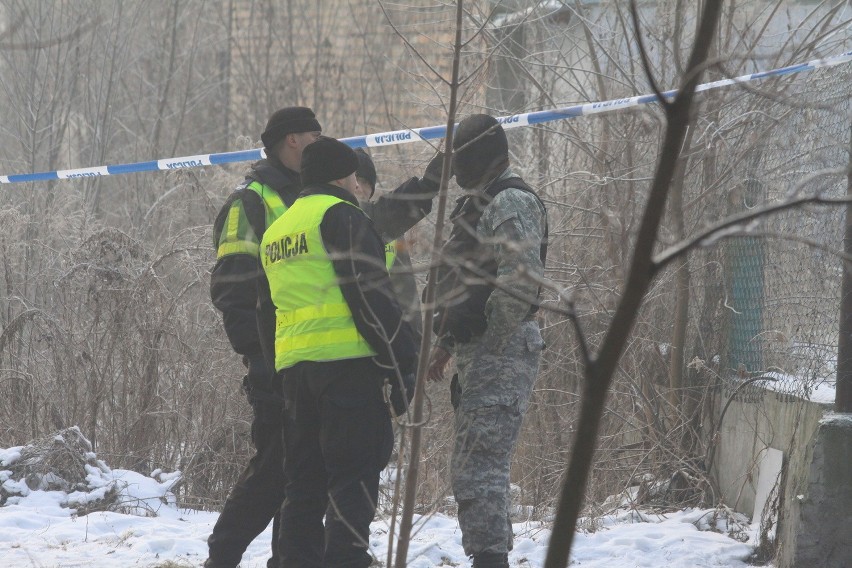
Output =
[
  {"x1": 207, "y1": 388, "x2": 285, "y2": 568},
  {"x1": 278, "y1": 358, "x2": 394, "y2": 568}
]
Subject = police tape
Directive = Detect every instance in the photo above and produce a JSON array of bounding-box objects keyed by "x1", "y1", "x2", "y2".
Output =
[{"x1": 2, "y1": 49, "x2": 851, "y2": 185}]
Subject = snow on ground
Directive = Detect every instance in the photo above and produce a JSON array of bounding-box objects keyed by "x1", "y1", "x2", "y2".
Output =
[
  {"x1": 0, "y1": 471, "x2": 762, "y2": 567},
  {"x1": 1, "y1": 434, "x2": 762, "y2": 567}
]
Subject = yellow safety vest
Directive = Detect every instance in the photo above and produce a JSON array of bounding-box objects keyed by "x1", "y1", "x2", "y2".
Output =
[
  {"x1": 261, "y1": 193, "x2": 377, "y2": 371},
  {"x1": 216, "y1": 181, "x2": 288, "y2": 259},
  {"x1": 247, "y1": 181, "x2": 288, "y2": 229},
  {"x1": 384, "y1": 240, "x2": 398, "y2": 271}
]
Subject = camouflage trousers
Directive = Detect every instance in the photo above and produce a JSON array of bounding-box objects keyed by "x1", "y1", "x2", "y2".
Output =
[{"x1": 451, "y1": 320, "x2": 544, "y2": 556}]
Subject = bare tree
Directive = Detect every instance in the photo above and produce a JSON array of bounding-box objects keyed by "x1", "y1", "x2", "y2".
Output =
[
  {"x1": 390, "y1": 2, "x2": 464, "y2": 564},
  {"x1": 1, "y1": 5, "x2": 849, "y2": 567}
]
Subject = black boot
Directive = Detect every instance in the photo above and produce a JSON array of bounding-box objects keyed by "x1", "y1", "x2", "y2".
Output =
[
  {"x1": 472, "y1": 551, "x2": 510, "y2": 568},
  {"x1": 202, "y1": 559, "x2": 236, "y2": 568}
]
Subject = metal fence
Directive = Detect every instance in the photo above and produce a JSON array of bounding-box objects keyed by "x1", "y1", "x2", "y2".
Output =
[{"x1": 714, "y1": 65, "x2": 850, "y2": 402}]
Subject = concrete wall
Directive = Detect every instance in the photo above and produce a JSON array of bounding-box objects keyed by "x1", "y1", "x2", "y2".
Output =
[
  {"x1": 782, "y1": 414, "x2": 852, "y2": 568},
  {"x1": 713, "y1": 389, "x2": 829, "y2": 517},
  {"x1": 713, "y1": 389, "x2": 851, "y2": 567}
]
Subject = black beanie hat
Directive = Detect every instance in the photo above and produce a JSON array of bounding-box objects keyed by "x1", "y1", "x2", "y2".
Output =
[
  {"x1": 300, "y1": 136, "x2": 360, "y2": 186},
  {"x1": 354, "y1": 148, "x2": 378, "y2": 197},
  {"x1": 452, "y1": 114, "x2": 509, "y2": 188},
  {"x1": 261, "y1": 107, "x2": 322, "y2": 150}
]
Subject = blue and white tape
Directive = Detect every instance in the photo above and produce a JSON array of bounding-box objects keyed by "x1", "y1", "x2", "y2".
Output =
[{"x1": 2, "y1": 50, "x2": 851, "y2": 185}]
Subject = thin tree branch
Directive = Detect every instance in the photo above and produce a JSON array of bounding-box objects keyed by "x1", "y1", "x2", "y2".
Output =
[
  {"x1": 544, "y1": 1, "x2": 724, "y2": 565},
  {"x1": 0, "y1": 16, "x2": 101, "y2": 50},
  {"x1": 652, "y1": 192, "x2": 852, "y2": 274},
  {"x1": 630, "y1": 0, "x2": 671, "y2": 112},
  {"x1": 394, "y1": 1, "x2": 465, "y2": 565},
  {"x1": 377, "y1": 0, "x2": 450, "y2": 86}
]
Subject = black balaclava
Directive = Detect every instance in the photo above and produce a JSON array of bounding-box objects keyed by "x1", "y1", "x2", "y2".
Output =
[{"x1": 452, "y1": 114, "x2": 509, "y2": 189}]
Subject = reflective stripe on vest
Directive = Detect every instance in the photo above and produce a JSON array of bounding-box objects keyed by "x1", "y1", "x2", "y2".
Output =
[
  {"x1": 246, "y1": 181, "x2": 288, "y2": 229},
  {"x1": 217, "y1": 181, "x2": 289, "y2": 259},
  {"x1": 260, "y1": 193, "x2": 377, "y2": 371},
  {"x1": 216, "y1": 203, "x2": 258, "y2": 258},
  {"x1": 384, "y1": 240, "x2": 397, "y2": 271}
]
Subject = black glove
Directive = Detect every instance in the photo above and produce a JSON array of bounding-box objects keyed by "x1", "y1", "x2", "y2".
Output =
[
  {"x1": 434, "y1": 306, "x2": 485, "y2": 345},
  {"x1": 242, "y1": 353, "x2": 271, "y2": 396},
  {"x1": 241, "y1": 354, "x2": 282, "y2": 423},
  {"x1": 450, "y1": 373, "x2": 462, "y2": 410},
  {"x1": 389, "y1": 372, "x2": 416, "y2": 417},
  {"x1": 421, "y1": 151, "x2": 447, "y2": 187}
]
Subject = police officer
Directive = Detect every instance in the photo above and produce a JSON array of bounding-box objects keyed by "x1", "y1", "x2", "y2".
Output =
[
  {"x1": 355, "y1": 149, "x2": 423, "y2": 415},
  {"x1": 207, "y1": 107, "x2": 319, "y2": 568},
  {"x1": 260, "y1": 136, "x2": 416, "y2": 567},
  {"x1": 207, "y1": 107, "x2": 441, "y2": 568},
  {"x1": 427, "y1": 114, "x2": 548, "y2": 568},
  {"x1": 355, "y1": 149, "x2": 423, "y2": 345}
]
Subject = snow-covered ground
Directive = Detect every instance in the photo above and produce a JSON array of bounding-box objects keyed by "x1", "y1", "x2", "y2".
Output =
[{"x1": 0, "y1": 459, "x2": 762, "y2": 568}]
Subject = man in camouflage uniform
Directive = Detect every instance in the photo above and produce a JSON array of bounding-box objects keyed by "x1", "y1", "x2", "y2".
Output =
[
  {"x1": 207, "y1": 106, "x2": 442, "y2": 568},
  {"x1": 428, "y1": 114, "x2": 547, "y2": 568}
]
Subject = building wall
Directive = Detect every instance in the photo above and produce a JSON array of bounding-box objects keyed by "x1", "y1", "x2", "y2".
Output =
[{"x1": 225, "y1": 0, "x2": 467, "y2": 145}]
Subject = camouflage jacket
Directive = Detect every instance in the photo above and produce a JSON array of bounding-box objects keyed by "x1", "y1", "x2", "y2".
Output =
[{"x1": 440, "y1": 168, "x2": 547, "y2": 354}]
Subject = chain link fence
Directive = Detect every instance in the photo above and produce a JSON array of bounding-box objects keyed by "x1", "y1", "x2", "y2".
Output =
[{"x1": 711, "y1": 65, "x2": 850, "y2": 402}]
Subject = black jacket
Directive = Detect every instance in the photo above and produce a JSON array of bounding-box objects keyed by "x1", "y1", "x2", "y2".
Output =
[{"x1": 210, "y1": 157, "x2": 300, "y2": 357}]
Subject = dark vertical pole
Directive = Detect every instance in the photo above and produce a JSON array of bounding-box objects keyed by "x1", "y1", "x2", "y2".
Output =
[
  {"x1": 393, "y1": 2, "x2": 464, "y2": 565},
  {"x1": 223, "y1": 0, "x2": 233, "y2": 147},
  {"x1": 836, "y1": 122, "x2": 852, "y2": 413}
]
